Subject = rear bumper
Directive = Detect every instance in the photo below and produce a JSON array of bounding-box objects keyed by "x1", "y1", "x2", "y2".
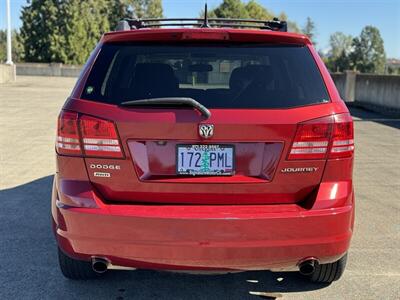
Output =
[{"x1": 52, "y1": 176, "x2": 354, "y2": 271}]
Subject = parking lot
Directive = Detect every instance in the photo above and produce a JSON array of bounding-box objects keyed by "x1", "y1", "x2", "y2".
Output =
[{"x1": 0, "y1": 76, "x2": 399, "y2": 299}]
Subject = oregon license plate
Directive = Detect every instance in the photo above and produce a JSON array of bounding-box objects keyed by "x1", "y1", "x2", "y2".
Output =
[{"x1": 176, "y1": 144, "x2": 234, "y2": 176}]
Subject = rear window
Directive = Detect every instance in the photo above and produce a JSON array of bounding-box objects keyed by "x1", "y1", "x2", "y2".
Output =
[{"x1": 82, "y1": 43, "x2": 330, "y2": 109}]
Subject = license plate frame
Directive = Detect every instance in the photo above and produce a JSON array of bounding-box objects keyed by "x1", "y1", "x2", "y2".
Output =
[{"x1": 176, "y1": 144, "x2": 235, "y2": 176}]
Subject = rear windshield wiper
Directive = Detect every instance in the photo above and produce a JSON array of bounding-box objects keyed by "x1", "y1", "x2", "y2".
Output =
[{"x1": 119, "y1": 97, "x2": 211, "y2": 119}]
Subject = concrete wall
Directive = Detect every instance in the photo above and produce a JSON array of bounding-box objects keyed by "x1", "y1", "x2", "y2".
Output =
[
  {"x1": 331, "y1": 73, "x2": 346, "y2": 99},
  {"x1": 355, "y1": 74, "x2": 400, "y2": 110},
  {"x1": 331, "y1": 71, "x2": 400, "y2": 112},
  {"x1": 0, "y1": 64, "x2": 16, "y2": 83},
  {"x1": 16, "y1": 63, "x2": 82, "y2": 77}
]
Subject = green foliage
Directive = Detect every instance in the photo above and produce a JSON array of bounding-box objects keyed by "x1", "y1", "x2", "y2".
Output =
[
  {"x1": 211, "y1": 0, "x2": 250, "y2": 19},
  {"x1": 104, "y1": 0, "x2": 164, "y2": 30},
  {"x1": 207, "y1": 0, "x2": 286, "y2": 21},
  {"x1": 19, "y1": 0, "x2": 163, "y2": 64},
  {"x1": 329, "y1": 32, "x2": 353, "y2": 58},
  {"x1": 349, "y1": 26, "x2": 386, "y2": 74},
  {"x1": 205, "y1": 0, "x2": 300, "y2": 32},
  {"x1": 107, "y1": 0, "x2": 133, "y2": 29},
  {"x1": 325, "y1": 26, "x2": 387, "y2": 74},
  {"x1": 387, "y1": 66, "x2": 400, "y2": 75},
  {"x1": 274, "y1": 12, "x2": 300, "y2": 33},
  {"x1": 302, "y1": 17, "x2": 317, "y2": 45},
  {"x1": 62, "y1": 0, "x2": 110, "y2": 65},
  {"x1": 20, "y1": 0, "x2": 65, "y2": 62},
  {"x1": 141, "y1": 0, "x2": 163, "y2": 18},
  {"x1": 0, "y1": 30, "x2": 24, "y2": 63},
  {"x1": 0, "y1": 32, "x2": 5, "y2": 62},
  {"x1": 245, "y1": 0, "x2": 273, "y2": 20},
  {"x1": 326, "y1": 32, "x2": 353, "y2": 72},
  {"x1": 326, "y1": 52, "x2": 351, "y2": 73}
]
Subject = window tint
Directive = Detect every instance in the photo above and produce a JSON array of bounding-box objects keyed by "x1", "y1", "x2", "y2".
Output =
[{"x1": 82, "y1": 43, "x2": 330, "y2": 108}]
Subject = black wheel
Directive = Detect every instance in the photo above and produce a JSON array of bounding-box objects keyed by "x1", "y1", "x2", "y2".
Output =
[
  {"x1": 58, "y1": 247, "x2": 100, "y2": 280},
  {"x1": 309, "y1": 253, "x2": 348, "y2": 283}
]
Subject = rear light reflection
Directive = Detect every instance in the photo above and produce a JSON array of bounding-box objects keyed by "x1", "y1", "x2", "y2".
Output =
[{"x1": 56, "y1": 111, "x2": 124, "y2": 158}]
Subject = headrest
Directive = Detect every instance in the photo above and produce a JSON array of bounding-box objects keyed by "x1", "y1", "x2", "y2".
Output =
[
  {"x1": 229, "y1": 65, "x2": 273, "y2": 91},
  {"x1": 132, "y1": 63, "x2": 178, "y2": 98}
]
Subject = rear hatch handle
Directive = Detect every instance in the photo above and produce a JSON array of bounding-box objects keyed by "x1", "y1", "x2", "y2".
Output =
[{"x1": 119, "y1": 97, "x2": 211, "y2": 119}]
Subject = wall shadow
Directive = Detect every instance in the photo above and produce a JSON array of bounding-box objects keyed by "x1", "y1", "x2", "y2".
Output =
[
  {"x1": 0, "y1": 176, "x2": 330, "y2": 299},
  {"x1": 348, "y1": 106, "x2": 400, "y2": 129}
]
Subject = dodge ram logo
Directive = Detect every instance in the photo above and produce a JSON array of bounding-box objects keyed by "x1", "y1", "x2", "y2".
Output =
[{"x1": 199, "y1": 124, "x2": 214, "y2": 139}]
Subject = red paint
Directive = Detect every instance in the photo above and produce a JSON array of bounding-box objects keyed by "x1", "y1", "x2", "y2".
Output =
[{"x1": 52, "y1": 27, "x2": 354, "y2": 271}]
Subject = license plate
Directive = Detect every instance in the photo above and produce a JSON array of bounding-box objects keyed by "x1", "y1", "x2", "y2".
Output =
[{"x1": 176, "y1": 144, "x2": 234, "y2": 176}]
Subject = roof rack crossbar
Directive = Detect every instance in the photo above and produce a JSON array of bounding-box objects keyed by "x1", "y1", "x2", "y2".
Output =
[
  {"x1": 116, "y1": 3, "x2": 287, "y2": 32},
  {"x1": 118, "y1": 17, "x2": 287, "y2": 32},
  {"x1": 133, "y1": 22, "x2": 274, "y2": 30}
]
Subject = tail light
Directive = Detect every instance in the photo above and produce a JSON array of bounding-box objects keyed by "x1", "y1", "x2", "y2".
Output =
[
  {"x1": 79, "y1": 115, "x2": 123, "y2": 158},
  {"x1": 288, "y1": 116, "x2": 332, "y2": 160},
  {"x1": 56, "y1": 111, "x2": 81, "y2": 155},
  {"x1": 288, "y1": 113, "x2": 354, "y2": 160},
  {"x1": 329, "y1": 113, "x2": 354, "y2": 159},
  {"x1": 56, "y1": 111, "x2": 124, "y2": 158}
]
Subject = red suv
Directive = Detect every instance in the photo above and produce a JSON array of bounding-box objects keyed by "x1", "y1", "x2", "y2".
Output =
[{"x1": 52, "y1": 17, "x2": 354, "y2": 283}]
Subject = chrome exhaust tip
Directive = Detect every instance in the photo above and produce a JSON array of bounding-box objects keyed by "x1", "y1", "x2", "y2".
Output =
[
  {"x1": 91, "y1": 257, "x2": 109, "y2": 274},
  {"x1": 298, "y1": 259, "x2": 318, "y2": 275}
]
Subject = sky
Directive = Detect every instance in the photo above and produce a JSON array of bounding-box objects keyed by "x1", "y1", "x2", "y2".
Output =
[{"x1": 1, "y1": 0, "x2": 399, "y2": 58}]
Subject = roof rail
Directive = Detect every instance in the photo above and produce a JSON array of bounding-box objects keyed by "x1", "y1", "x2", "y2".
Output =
[{"x1": 116, "y1": 17, "x2": 287, "y2": 32}]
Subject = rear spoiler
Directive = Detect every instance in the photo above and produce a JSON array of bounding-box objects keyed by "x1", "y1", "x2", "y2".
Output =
[{"x1": 102, "y1": 29, "x2": 311, "y2": 45}]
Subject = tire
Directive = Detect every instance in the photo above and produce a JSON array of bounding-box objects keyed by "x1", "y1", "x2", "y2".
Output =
[
  {"x1": 58, "y1": 247, "x2": 100, "y2": 280},
  {"x1": 309, "y1": 253, "x2": 348, "y2": 283}
]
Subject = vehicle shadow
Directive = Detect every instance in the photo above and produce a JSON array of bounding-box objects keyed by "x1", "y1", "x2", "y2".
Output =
[
  {"x1": 348, "y1": 106, "x2": 400, "y2": 129},
  {"x1": 0, "y1": 176, "x2": 329, "y2": 299}
]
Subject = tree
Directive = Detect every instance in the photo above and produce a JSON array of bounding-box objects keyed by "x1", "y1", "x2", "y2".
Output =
[
  {"x1": 20, "y1": 0, "x2": 163, "y2": 64},
  {"x1": 387, "y1": 66, "x2": 400, "y2": 75},
  {"x1": 211, "y1": 0, "x2": 249, "y2": 19},
  {"x1": 0, "y1": 31, "x2": 5, "y2": 62},
  {"x1": 107, "y1": 0, "x2": 163, "y2": 29},
  {"x1": 107, "y1": 0, "x2": 132, "y2": 29},
  {"x1": 20, "y1": 0, "x2": 110, "y2": 64},
  {"x1": 0, "y1": 30, "x2": 24, "y2": 63},
  {"x1": 205, "y1": 0, "x2": 300, "y2": 31},
  {"x1": 349, "y1": 26, "x2": 386, "y2": 74},
  {"x1": 302, "y1": 17, "x2": 317, "y2": 45},
  {"x1": 106, "y1": 0, "x2": 163, "y2": 29},
  {"x1": 245, "y1": 0, "x2": 273, "y2": 20},
  {"x1": 131, "y1": 0, "x2": 163, "y2": 19},
  {"x1": 20, "y1": 0, "x2": 65, "y2": 62},
  {"x1": 326, "y1": 32, "x2": 353, "y2": 72},
  {"x1": 277, "y1": 12, "x2": 300, "y2": 33},
  {"x1": 62, "y1": 0, "x2": 110, "y2": 65},
  {"x1": 329, "y1": 32, "x2": 353, "y2": 58}
]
